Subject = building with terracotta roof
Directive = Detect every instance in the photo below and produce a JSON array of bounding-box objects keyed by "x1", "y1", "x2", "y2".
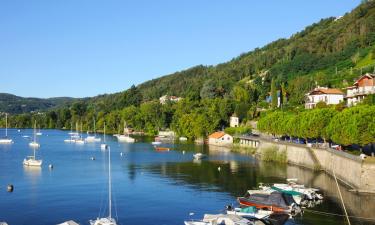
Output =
[
  {"x1": 305, "y1": 87, "x2": 344, "y2": 109},
  {"x1": 208, "y1": 131, "x2": 233, "y2": 146},
  {"x1": 346, "y1": 73, "x2": 375, "y2": 106}
]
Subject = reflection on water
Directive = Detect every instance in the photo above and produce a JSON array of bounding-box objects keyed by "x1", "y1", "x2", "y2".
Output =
[
  {"x1": 1, "y1": 129, "x2": 375, "y2": 225},
  {"x1": 136, "y1": 153, "x2": 375, "y2": 225}
]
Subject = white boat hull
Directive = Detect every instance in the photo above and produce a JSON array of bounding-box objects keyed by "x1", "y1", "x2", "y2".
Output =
[
  {"x1": 151, "y1": 141, "x2": 161, "y2": 145},
  {"x1": 29, "y1": 142, "x2": 40, "y2": 148},
  {"x1": 117, "y1": 135, "x2": 135, "y2": 143},
  {"x1": 75, "y1": 140, "x2": 85, "y2": 144},
  {"x1": 90, "y1": 217, "x2": 117, "y2": 225},
  {"x1": 0, "y1": 139, "x2": 13, "y2": 144},
  {"x1": 85, "y1": 136, "x2": 101, "y2": 142},
  {"x1": 101, "y1": 144, "x2": 108, "y2": 150},
  {"x1": 23, "y1": 158, "x2": 42, "y2": 166}
]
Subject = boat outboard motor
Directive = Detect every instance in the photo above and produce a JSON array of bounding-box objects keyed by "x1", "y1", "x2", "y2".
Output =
[
  {"x1": 226, "y1": 205, "x2": 233, "y2": 211},
  {"x1": 291, "y1": 203, "x2": 302, "y2": 216}
]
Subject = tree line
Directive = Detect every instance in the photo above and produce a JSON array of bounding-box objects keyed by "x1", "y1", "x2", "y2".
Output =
[{"x1": 257, "y1": 104, "x2": 375, "y2": 147}]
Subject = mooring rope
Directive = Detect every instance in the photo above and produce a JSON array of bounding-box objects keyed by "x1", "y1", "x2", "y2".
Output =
[{"x1": 304, "y1": 209, "x2": 375, "y2": 221}]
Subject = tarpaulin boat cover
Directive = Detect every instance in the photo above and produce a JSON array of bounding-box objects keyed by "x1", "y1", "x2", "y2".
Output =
[
  {"x1": 246, "y1": 192, "x2": 293, "y2": 208},
  {"x1": 203, "y1": 214, "x2": 251, "y2": 225}
]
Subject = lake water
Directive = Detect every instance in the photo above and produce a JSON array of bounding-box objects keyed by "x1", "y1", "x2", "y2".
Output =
[{"x1": 0, "y1": 129, "x2": 375, "y2": 225}]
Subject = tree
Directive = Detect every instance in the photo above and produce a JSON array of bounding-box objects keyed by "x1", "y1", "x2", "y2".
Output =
[
  {"x1": 200, "y1": 80, "x2": 217, "y2": 99},
  {"x1": 326, "y1": 105, "x2": 375, "y2": 146},
  {"x1": 271, "y1": 78, "x2": 278, "y2": 108}
]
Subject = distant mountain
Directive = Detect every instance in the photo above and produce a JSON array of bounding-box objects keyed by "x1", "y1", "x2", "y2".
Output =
[{"x1": 0, "y1": 93, "x2": 78, "y2": 114}]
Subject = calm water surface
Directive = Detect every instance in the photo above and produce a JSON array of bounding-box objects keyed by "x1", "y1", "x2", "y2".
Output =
[{"x1": 0, "y1": 129, "x2": 374, "y2": 225}]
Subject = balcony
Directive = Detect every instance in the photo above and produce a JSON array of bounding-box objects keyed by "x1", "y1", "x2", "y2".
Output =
[{"x1": 346, "y1": 86, "x2": 375, "y2": 98}]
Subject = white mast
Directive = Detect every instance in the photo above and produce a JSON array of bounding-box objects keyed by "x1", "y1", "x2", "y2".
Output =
[
  {"x1": 108, "y1": 146, "x2": 112, "y2": 219},
  {"x1": 104, "y1": 122, "x2": 106, "y2": 143},
  {"x1": 5, "y1": 113, "x2": 8, "y2": 137},
  {"x1": 93, "y1": 118, "x2": 96, "y2": 137},
  {"x1": 33, "y1": 120, "x2": 37, "y2": 143}
]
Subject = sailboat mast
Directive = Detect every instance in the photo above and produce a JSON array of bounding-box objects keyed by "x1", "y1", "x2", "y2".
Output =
[
  {"x1": 93, "y1": 118, "x2": 96, "y2": 136},
  {"x1": 5, "y1": 113, "x2": 7, "y2": 137},
  {"x1": 34, "y1": 120, "x2": 36, "y2": 142},
  {"x1": 104, "y1": 122, "x2": 106, "y2": 143},
  {"x1": 108, "y1": 146, "x2": 112, "y2": 219}
]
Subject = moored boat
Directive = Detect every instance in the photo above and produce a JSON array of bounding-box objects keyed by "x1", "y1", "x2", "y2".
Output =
[
  {"x1": 0, "y1": 114, "x2": 13, "y2": 144},
  {"x1": 237, "y1": 190, "x2": 301, "y2": 215},
  {"x1": 155, "y1": 146, "x2": 170, "y2": 151},
  {"x1": 184, "y1": 214, "x2": 261, "y2": 225}
]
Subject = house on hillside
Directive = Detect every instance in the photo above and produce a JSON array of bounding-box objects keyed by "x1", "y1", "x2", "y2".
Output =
[
  {"x1": 305, "y1": 87, "x2": 344, "y2": 109},
  {"x1": 230, "y1": 113, "x2": 239, "y2": 128},
  {"x1": 208, "y1": 131, "x2": 233, "y2": 146},
  {"x1": 346, "y1": 73, "x2": 375, "y2": 106},
  {"x1": 159, "y1": 95, "x2": 182, "y2": 105}
]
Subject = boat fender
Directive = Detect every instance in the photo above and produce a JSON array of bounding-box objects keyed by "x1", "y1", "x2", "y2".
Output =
[{"x1": 7, "y1": 184, "x2": 13, "y2": 192}]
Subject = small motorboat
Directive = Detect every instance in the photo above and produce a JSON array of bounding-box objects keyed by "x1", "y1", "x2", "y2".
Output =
[
  {"x1": 152, "y1": 141, "x2": 162, "y2": 145},
  {"x1": 226, "y1": 206, "x2": 272, "y2": 219},
  {"x1": 193, "y1": 153, "x2": 206, "y2": 160},
  {"x1": 36, "y1": 132, "x2": 42, "y2": 136},
  {"x1": 155, "y1": 147, "x2": 170, "y2": 151},
  {"x1": 184, "y1": 214, "x2": 262, "y2": 225},
  {"x1": 237, "y1": 190, "x2": 301, "y2": 215},
  {"x1": 226, "y1": 206, "x2": 290, "y2": 225}
]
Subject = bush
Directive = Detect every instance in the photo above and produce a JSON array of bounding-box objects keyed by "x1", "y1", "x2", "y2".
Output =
[
  {"x1": 225, "y1": 126, "x2": 252, "y2": 136},
  {"x1": 261, "y1": 147, "x2": 287, "y2": 163}
]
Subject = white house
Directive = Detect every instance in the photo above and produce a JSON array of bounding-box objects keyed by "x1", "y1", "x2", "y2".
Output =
[
  {"x1": 230, "y1": 114, "x2": 239, "y2": 128},
  {"x1": 346, "y1": 73, "x2": 375, "y2": 106},
  {"x1": 159, "y1": 95, "x2": 183, "y2": 105},
  {"x1": 208, "y1": 131, "x2": 233, "y2": 146},
  {"x1": 305, "y1": 87, "x2": 344, "y2": 109}
]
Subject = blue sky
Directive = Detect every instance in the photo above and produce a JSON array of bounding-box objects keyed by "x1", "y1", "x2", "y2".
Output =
[{"x1": 0, "y1": 0, "x2": 360, "y2": 98}]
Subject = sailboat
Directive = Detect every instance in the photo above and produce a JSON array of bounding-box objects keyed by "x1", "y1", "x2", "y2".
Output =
[
  {"x1": 24, "y1": 123, "x2": 42, "y2": 166},
  {"x1": 86, "y1": 119, "x2": 101, "y2": 142},
  {"x1": 90, "y1": 146, "x2": 117, "y2": 225},
  {"x1": 64, "y1": 122, "x2": 77, "y2": 143},
  {"x1": 117, "y1": 122, "x2": 135, "y2": 143},
  {"x1": 101, "y1": 122, "x2": 108, "y2": 150},
  {"x1": 0, "y1": 114, "x2": 13, "y2": 144},
  {"x1": 29, "y1": 121, "x2": 40, "y2": 148},
  {"x1": 75, "y1": 123, "x2": 85, "y2": 144}
]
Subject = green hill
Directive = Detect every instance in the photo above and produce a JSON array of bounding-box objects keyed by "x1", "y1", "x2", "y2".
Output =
[
  {"x1": 0, "y1": 93, "x2": 77, "y2": 114},
  {"x1": 4, "y1": 1, "x2": 375, "y2": 138}
]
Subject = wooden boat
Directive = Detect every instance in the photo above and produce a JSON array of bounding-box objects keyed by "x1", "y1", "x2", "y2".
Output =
[
  {"x1": 237, "y1": 191, "x2": 301, "y2": 215},
  {"x1": 155, "y1": 146, "x2": 170, "y2": 151}
]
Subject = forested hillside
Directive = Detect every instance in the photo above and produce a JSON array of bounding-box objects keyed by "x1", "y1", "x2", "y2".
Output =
[
  {"x1": 0, "y1": 93, "x2": 77, "y2": 114},
  {"x1": 2, "y1": 1, "x2": 375, "y2": 144}
]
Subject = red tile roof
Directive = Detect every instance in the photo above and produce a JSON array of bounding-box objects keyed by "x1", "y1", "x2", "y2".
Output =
[{"x1": 209, "y1": 131, "x2": 225, "y2": 139}]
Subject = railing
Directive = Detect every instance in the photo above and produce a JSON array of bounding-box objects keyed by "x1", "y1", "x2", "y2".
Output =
[{"x1": 346, "y1": 87, "x2": 375, "y2": 98}]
